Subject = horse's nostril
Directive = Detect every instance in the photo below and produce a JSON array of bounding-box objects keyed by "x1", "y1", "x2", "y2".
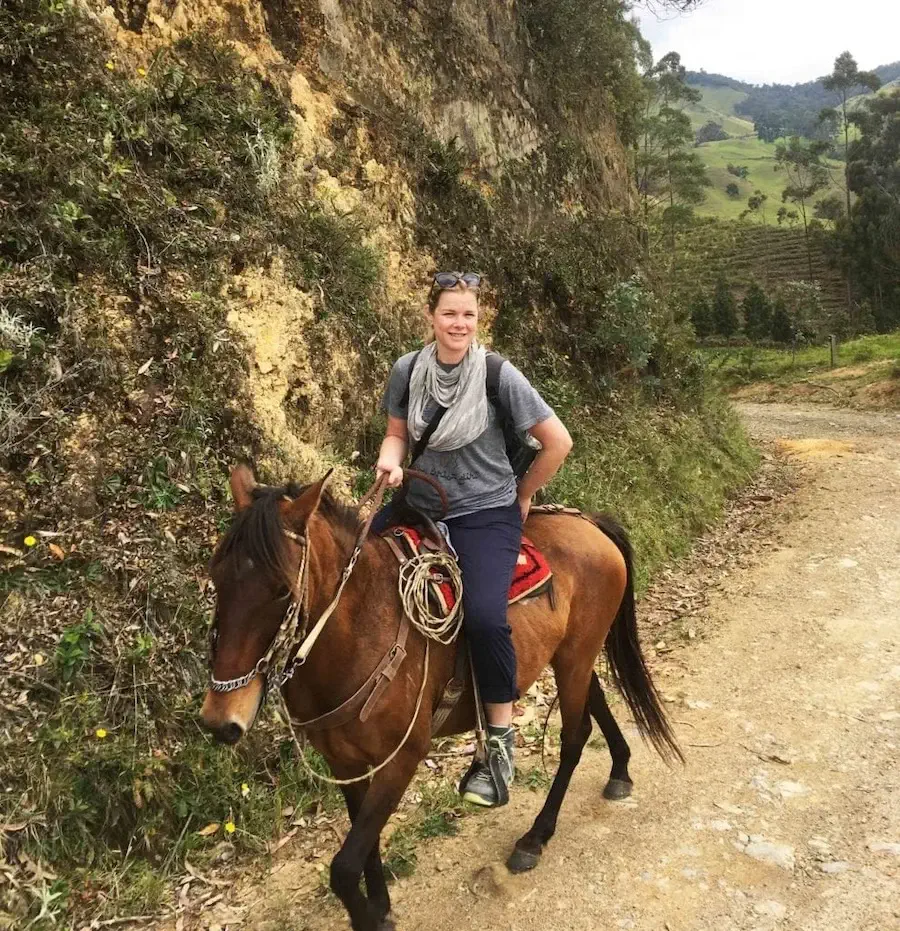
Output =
[{"x1": 219, "y1": 721, "x2": 244, "y2": 744}]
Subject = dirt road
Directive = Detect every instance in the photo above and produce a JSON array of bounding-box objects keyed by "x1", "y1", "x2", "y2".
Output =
[{"x1": 206, "y1": 403, "x2": 900, "y2": 931}]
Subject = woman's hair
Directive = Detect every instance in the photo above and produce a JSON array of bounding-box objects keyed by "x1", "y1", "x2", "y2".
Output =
[{"x1": 427, "y1": 280, "x2": 478, "y2": 315}]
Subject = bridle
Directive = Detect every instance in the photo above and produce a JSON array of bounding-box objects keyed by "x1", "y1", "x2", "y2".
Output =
[
  {"x1": 207, "y1": 471, "x2": 449, "y2": 696},
  {"x1": 208, "y1": 524, "x2": 312, "y2": 694}
]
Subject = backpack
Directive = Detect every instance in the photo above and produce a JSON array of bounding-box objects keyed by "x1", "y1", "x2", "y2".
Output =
[{"x1": 399, "y1": 350, "x2": 540, "y2": 480}]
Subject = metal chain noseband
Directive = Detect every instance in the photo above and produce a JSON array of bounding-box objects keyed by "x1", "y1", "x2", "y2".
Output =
[{"x1": 208, "y1": 528, "x2": 310, "y2": 694}]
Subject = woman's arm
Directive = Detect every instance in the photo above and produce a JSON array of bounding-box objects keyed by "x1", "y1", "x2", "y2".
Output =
[
  {"x1": 516, "y1": 415, "x2": 573, "y2": 520},
  {"x1": 375, "y1": 415, "x2": 409, "y2": 488}
]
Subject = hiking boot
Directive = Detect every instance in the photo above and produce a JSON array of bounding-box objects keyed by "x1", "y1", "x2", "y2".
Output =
[{"x1": 461, "y1": 725, "x2": 515, "y2": 807}]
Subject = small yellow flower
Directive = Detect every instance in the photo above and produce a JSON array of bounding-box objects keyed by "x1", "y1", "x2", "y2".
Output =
[
  {"x1": 224, "y1": 820, "x2": 236, "y2": 834},
  {"x1": 95, "y1": 728, "x2": 108, "y2": 739},
  {"x1": 105, "y1": 60, "x2": 115, "y2": 71},
  {"x1": 23, "y1": 536, "x2": 37, "y2": 547},
  {"x1": 137, "y1": 66, "x2": 147, "y2": 77},
  {"x1": 241, "y1": 783, "x2": 250, "y2": 798}
]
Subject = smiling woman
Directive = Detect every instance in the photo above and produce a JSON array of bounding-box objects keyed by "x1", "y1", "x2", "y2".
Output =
[{"x1": 372, "y1": 272, "x2": 573, "y2": 808}]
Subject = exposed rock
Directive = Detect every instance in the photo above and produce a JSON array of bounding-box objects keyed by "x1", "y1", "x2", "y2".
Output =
[{"x1": 742, "y1": 840, "x2": 796, "y2": 870}]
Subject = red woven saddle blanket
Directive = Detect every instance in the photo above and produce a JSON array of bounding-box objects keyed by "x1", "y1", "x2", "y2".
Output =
[{"x1": 381, "y1": 525, "x2": 553, "y2": 613}]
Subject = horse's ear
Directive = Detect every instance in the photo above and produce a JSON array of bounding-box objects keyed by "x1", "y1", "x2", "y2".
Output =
[
  {"x1": 230, "y1": 464, "x2": 256, "y2": 512},
  {"x1": 284, "y1": 469, "x2": 334, "y2": 530}
]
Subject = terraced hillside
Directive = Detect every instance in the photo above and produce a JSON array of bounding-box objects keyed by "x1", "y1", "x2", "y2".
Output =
[{"x1": 675, "y1": 219, "x2": 848, "y2": 315}]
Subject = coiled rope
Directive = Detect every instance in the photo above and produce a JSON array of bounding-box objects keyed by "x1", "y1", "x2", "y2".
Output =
[{"x1": 398, "y1": 551, "x2": 464, "y2": 645}]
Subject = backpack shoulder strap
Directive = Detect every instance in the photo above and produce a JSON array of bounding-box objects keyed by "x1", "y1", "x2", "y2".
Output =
[
  {"x1": 485, "y1": 350, "x2": 506, "y2": 411},
  {"x1": 398, "y1": 350, "x2": 421, "y2": 411}
]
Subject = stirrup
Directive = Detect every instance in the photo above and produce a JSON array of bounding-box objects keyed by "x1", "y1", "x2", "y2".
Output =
[{"x1": 458, "y1": 747, "x2": 511, "y2": 808}]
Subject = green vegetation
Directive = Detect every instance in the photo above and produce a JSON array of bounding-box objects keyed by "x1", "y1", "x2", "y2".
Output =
[
  {"x1": 835, "y1": 88, "x2": 900, "y2": 331},
  {"x1": 683, "y1": 83, "x2": 754, "y2": 136},
  {"x1": 671, "y1": 219, "x2": 848, "y2": 324},
  {"x1": 383, "y1": 781, "x2": 466, "y2": 879},
  {"x1": 0, "y1": 2, "x2": 381, "y2": 924},
  {"x1": 705, "y1": 332, "x2": 900, "y2": 389},
  {"x1": 689, "y1": 135, "x2": 844, "y2": 222},
  {"x1": 545, "y1": 385, "x2": 755, "y2": 591}
]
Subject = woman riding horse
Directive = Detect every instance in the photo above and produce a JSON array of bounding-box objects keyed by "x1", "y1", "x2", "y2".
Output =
[
  {"x1": 373, "y1": 271, "x2": 573, "y2": 806},
  {"x1": 200, "y1": 274, "x2": 681, "y2": 931}
]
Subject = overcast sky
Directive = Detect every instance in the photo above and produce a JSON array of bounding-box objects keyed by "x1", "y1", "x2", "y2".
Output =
[{"x1": 636, "y1": 0, "x2": 900, "y2": 85}]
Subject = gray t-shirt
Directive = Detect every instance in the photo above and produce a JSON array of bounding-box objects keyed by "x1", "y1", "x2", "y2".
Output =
[{"x1": 383, "y1": 351, "x2": 554, "y2": 519}]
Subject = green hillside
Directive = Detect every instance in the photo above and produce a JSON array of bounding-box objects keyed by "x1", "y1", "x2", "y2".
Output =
[
  {"x1": 695, "y1": 136, "x2": 844, "y2": 221},
  {"x1": 685, "y1": 80, "x2": 845, "y2": 221},
  {"x1": 684, "y1": 84, "x2": 755, "y2": 136}
]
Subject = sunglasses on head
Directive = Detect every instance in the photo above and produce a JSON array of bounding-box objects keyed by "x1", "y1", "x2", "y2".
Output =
[{"x1": 432, "y1": 271, "x2": 482, "y2": 290}]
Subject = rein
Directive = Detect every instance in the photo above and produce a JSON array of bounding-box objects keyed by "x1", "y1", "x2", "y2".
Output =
[
  {"x1": 208, "y1": 470, "x2": 462, "y2": 786},
  {"x1": 209, "y1": 475, "x2": 388, "y2": 695}
]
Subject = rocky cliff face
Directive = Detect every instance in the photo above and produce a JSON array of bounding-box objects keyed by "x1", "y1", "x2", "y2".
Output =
[{"x1": 83, "y1": 0, "x2": 635, "y2": 480}]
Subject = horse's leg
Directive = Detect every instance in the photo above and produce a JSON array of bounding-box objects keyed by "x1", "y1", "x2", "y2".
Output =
[
  {"x1": 340, "y1": 784, "x2": 390, "y2": 922},
  {"x1": 331, "y1": 749, "x2": 420, "y2": 931},
  {"x1": 589, "y1": 670, "x2": 634, "y2": 800},
  {"x1": 507, "y1": 666, "x2": 593, "y2": 874}
]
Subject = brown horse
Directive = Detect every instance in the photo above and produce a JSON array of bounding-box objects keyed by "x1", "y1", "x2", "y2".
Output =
[{"x1": 200, "y1": 466, "x2": 681, "y2": 931}]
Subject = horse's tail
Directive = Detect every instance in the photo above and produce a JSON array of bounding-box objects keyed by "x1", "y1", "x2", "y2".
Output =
[{"x1": 592, "y1": 514, "x2": 684, "y2": 765}]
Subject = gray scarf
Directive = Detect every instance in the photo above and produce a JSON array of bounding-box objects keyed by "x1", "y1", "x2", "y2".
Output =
[{"x1": 407, "y1": 342, "x2": 489, "y2": 451}]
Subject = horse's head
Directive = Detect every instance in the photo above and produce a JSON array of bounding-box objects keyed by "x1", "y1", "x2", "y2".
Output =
[{"x1": 199, "y1": 465, "x2": 332, "y2": 744}]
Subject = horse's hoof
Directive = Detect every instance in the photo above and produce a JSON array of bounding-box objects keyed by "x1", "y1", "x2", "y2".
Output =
[
  {"x1": 376, "y1": 919, "x2": 395, "y2": 931},
  {"x1": 506, "y1": 846, "x2": 541, "y2": 874},
  {"x1": 603, "y1": 778, "x2": 633, "y2": 801}
]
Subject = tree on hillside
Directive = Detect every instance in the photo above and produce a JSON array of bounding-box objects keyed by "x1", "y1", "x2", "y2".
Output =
[
  {"x1": 636, "y1": 51, "x2": 711, "y2": 258},
  {"x1": 814, "y1": 193, "x2": 845, "y2": 223},
  {"x1": 820, "y1": 52, "x2": 881, "y2": 220},
  {"x1": 776, "y1": 205, "x2": 800, "y2": 227},
  {"x1": 711, "y1": 278, "x2": 738, "y2": 337},
  {"x1": 727, "y1": 164, "x2": 749, "y2": 179},
  {"x1": 774, "y1": 136, "x2": 830, "y2": 282},
  {"x1": 780, "y1": 280, "x2": 822, "y2": 341},
  {"x1": 840, "y1": 89, "x2": 900, "y2": 330},
  {"x1": 754, "y1": 114, "x2": 787, "y2": 144},
  {"x1": 725, "y1": 182, "x2": 741, "y2": 198},
  {"x1": 690, "y1": 293, "x2": 714, "y2": 339},
  {"x1": 695, "y1": 120, "x2": 728, "y2": 144},
  {"x1": 819, "y1": 52, "x2": 881, "y2": 318},
  {"x1": 769, "y1": 297, "x2": 793, "y2": 344},
  {"x1": 741, "y1": 190, "x2": 771, "y2": 285},
  {"x1": 741, "y1": 281, "x2": 772, "y2": 340},
  {"x1": 741, "y1": 190, "x2": 769, "y2": 224}
]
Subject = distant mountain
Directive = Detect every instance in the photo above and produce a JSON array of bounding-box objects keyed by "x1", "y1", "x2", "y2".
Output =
[{"x1": 686, "y1": 62, "x2": 900, "y2": 142}]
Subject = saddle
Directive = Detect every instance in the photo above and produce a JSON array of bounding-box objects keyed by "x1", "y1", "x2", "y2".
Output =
[
  {"x1": 379, "y1": 517, "x2": 554, "y2": 736},
  {"x1": 380, "y1": 525, "x2": 554, "y2": 614}
]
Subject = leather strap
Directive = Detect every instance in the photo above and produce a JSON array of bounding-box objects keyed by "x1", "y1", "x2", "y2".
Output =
[
  {"x1": 294, "y1": 613, "x2": 410, "y2": 732},
  {"x1": 431, "y1": 635, "x2": 468, "y2": 733}
]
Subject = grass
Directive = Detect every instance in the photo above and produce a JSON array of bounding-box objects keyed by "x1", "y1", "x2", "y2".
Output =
[
  {"x1": 544, "y1": 381, "x2": 757, "y2": 591},
  {"x1": 693, "y1": 137, "x2": 845, "y2": 222},
  {"x1": 681, "y1": 83, "x2": 845, "y2": 222},
  {"x1": 703, "y1": 332, "x2": 900, "y2": 388},
  {"x1": 684, "y1": 83, "x2": 754, "y2": 136},
  {"x1": 383, "y1": 780, "x2": 466, "y2": 880}
]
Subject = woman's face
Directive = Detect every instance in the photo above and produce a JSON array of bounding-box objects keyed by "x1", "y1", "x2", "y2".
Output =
[{"x1": 430, "y1": 288, "x2": 478, "y2": 360}]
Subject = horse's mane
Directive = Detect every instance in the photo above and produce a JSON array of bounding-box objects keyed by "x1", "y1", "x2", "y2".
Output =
[{"x1": 210, "y1": 483, "x2": 361, "y2": 586}]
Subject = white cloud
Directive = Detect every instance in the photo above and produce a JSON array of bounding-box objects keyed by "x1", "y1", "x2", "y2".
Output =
[{"x1": 637, "y1": 0, "x2": 900, "y2": 84}]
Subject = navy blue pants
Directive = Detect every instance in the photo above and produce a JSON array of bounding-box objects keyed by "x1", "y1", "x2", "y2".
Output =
[{"x1": 373, "y1": 500, "x2": 522, "y2": 703}]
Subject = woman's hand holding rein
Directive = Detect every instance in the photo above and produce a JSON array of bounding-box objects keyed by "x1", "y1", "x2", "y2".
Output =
[{"x1": 376, "y1": 416, "x2": 409, "y2": 488}]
